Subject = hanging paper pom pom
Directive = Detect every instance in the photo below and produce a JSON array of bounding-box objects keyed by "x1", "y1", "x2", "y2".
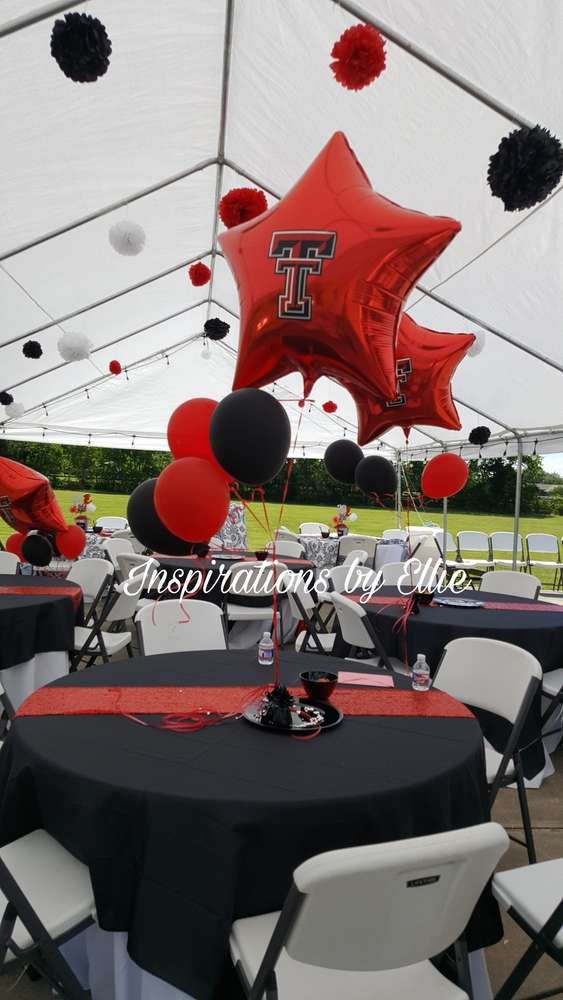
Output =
[
  {"x1": 468, "y1": 331, "x2": 485, "y2": 357},
  {"x1": 57, "y1": 331, "x2": 93, "y2": 363},
  {"x1": 330, "y1": 24, "x2": 386, "y2": 91},
  {"x1": 488, "y1": 125, "x2": 563, "y2": 211},
  {"x1": 50, "y1": 12, "x2": 112, "y2": 84},
  {"x1": 204, "y1": 318, "x2": 230, "y2": 341},
  {"x1": 108, "y1": 220, "x2": 146, "y2": 256},
  {"x1": 109, "y1": 360, "x2": 122, "y2": 375},
  {"x1": 323, "y1": 400, "x2": 338, "y2": 413},
  {"x1": 22, "y1": 340, "x2": 43, "y2": 359},
  {"x1": 0, "y1": 391, "x2": 13, "y2": 406},
  {"x1": 469, "y1": 426, "x2": 491, "y2": 446},
  {"x1": 219, "y1": 188, "x2": 267, "y2": 229},
  {"x1": 5, "y1": 401, "x2": 25, "y2": 419},
  {"x1": 188, "y1": 262, "x2": 211, "y2": 286}
]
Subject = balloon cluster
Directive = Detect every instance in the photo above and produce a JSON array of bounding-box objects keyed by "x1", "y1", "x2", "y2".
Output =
[
  {"x1": 127, "y1": 390, "x2": 291, "y2": 553},
  {"x1": 324, "y1": 439, "x2": 397, "y2": 498}
]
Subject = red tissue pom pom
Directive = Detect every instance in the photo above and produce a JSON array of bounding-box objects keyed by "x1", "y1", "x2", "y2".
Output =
[
  {"x1": 330, "y1": 24, "x2": 386, "y2": 91},
  {"x1": 109, "y1": 360, "x2": 122, "y2": 375},
  {"x1": 323, "y1": 400, "x2": 338, "y2": 413},
  {"x1": 219, "y1": 188, "x2": 268, "y2": 229},
  {"x1": 188, "y1": 262, "x2": 211, "y2": 286}
]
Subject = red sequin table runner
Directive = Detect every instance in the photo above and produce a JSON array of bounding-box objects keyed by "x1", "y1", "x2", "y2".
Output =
[
  {"x1": 0, "y1": 584, "x2": 82, "y2": 612},
  {"x1": 16, "y1": 684, "x2": 473, "y2": 720}
]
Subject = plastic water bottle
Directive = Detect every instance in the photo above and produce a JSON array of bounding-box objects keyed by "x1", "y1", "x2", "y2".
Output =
[
  {"x1": 411, "y1": 653, "x2": 431, "y2": 692},
  {"x1": 258, "y1": 632, "x2": 275, "y2": 667}
]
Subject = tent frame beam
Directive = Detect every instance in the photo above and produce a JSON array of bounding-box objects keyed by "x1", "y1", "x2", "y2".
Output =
[
  {"x1": 207, "y1": 0, "x2": 235, "y2": 322},
  {"x1": 0, "y1": 1, "x2": 87, "y2": 39}
]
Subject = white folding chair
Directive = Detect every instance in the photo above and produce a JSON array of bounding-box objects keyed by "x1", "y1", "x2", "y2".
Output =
[
  {"x1": 380, "y1": 560, "x2": 423, "y2": 587},
  {"x1": 492, "y1": 859, "x2": 563, "y2": 1000},
  {"x1": 342, "y1": 549, "x2": 369, "y2": 566},
  {"x1": 0, "y1": 552, "x2": 19, "y2": 574},
  {"x1": 480, "y1": 570, "x2": 541, "y2": 600},
  {"x1": 490, "y1": 531, "x2": 526, "y2": 570},
  {"x1": 455, "y1": 531, "x2": 494, "y2": 586},
  {"x1": 0, "y1": 829, "x2": 96, "y2": 998},
  {"x1": 338, "y1": 534, "x2": 377, "y2": 564},
  {"x1": 94, "y1": 516, "x2": 128, "y2": 532},
  {"x1": 230, "y1": 823, "x2": 508, "y2": 1000},
  {"x1": 275, "y1": 528, "x2": 300, "y2": 543},
  {"x1": 66, "y1": 558, "x2": 113, "y2": 626},
  {"x1": 72, "y1": 582, "x2": 138, "y2": 667},
  {"x1": 283, "y1": 571, "x2": 335, "y2": 655},
  {"x1": 329, "y1": 592, "x2": 396, "y2": 672},
  {"x1": 224, "y1": 561, "x2": 287, "y2": 632},
  {"x1": 525, "y1": 533, "x2": 563, "y2": 589},
  {"x1": 102, "y1": 537, "x2": 134, "y2": 575},
  {"x1": 434, "y1": 637, "x2": 542, "y2": 862},
  {"x1": 433, "y1": 530, "x2": 457, "y2": 566},
  {"x1": 137, "y1": 599, "x2": 227, "y2": 654},
  {"x1": 266, "y1": 540, "x2": 305, "y2": 558},
  {"x1": 327, "y1": 564, "x2": 374, "y2": 594},
  {"x1": 299, "y1": 522, "x2": 329, "y2": 537},
  {"x1": 382, "y1": 528, "x2": 407, "y2": 541}
]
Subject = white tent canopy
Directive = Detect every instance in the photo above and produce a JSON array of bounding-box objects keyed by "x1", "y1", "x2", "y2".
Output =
[{"x1": 1, "y1": 0, "x2": 562, "y2": 459}]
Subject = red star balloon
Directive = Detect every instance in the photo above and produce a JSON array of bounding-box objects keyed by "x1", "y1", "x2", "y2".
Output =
[
  {"x1": 220, "y1": 132, "x2": 461, "y2": 401},
  {"x1": 351, "y1": 314, "x2": 475, "y2": 445}
]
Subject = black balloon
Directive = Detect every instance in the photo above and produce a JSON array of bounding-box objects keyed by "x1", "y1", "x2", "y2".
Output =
[
  {"x1": 127, "y1": 479, "x2": 191, "y2": 555},
  {"x1": 21, "y1": 533, "x2": 53, "y2": 567},
  {"x1": 355, "y1": 455, "x2": 397, "y2": 496},
  {"x1": 324, "y1": 439, "x2": 363, "y2": 483},
  {"x1": 210, "y1": 389, "x2": 291, "y2": 485}
]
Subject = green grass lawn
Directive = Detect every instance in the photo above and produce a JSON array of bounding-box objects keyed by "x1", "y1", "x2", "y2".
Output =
[{"x1": 3, "y1": 490, "x2": 563, "y2": 587}]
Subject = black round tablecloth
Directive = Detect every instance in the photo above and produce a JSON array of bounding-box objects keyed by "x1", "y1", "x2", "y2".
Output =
[
  {"x1": 333, "y1": 587, "x2": 560, "y2": 778},
  {"x1": 0, "y1": 574, "x2": 81, "y2": 671},
  {"x1": 0, "y1": 650, "x2": 500, "y2": 1000}
]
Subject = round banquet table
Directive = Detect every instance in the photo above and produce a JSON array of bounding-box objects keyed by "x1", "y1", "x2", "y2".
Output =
[
  {"x1": 333, "y1": 586, "x2": 563, "y2": 780},
  {"x1": 0, "y1": 650, "x2": 501, "y2": 1000},
  {"x1": 0, "y1": 573, "x2": 82, "y2": 711}
]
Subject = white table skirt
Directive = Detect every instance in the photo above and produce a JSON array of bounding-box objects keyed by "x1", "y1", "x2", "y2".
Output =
[
  {"x1": 0, "y1": 650, "x2": 69, "y2": 712},
  {"x1": 62, "y1": 923, "x2": 492, "y2": 1000}
]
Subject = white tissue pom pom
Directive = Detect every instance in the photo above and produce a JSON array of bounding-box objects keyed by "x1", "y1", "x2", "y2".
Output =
[
  {"x1": 468, "y1": 331, "x2": 485, "y2": 357},
  {"x1": 348, "y1": 512, "x2": 358, "y2": 521},
  {"x1": 57, "y1": 331, "x2": 93, "y2": 362},
  {"x1": 108, "y1": 220, "x2": 146, "y2": 256},
  {"x1": 86, "y1": 502, "x2": 96, "y2": 513},
  {"x1": 5, "y1": 401, "x2": 25, "y2": 419}
]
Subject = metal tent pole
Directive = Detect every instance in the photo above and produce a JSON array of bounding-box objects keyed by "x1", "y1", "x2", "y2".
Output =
[
  {"x1": 512, "y1": 439, "x2": 523, "y2": 570},
  {"x1": 442, "y1": 497, "x2": 448, "y2": 569},
  {"x1": 396, "y1": 454, "x2": 402, "y2": 528},
  {"x1": 0, "y1": 1, "x2": 87, "y2": 39}
]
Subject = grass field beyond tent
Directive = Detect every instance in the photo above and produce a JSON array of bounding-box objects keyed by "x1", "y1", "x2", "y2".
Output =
[{"x1": 3, "y1": 490, "x2": 563, "y2": 580}]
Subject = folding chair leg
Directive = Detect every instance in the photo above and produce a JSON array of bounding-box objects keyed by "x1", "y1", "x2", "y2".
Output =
[
  {"x1": 454, "y1": 936, "x2": 473, "y2": 999},
  {"x1": 514, "y1": 753, "x2": 537, "y2": 864},
  {"x1": 494, "y1": 936, "x2": 545, "y2": 1000}
]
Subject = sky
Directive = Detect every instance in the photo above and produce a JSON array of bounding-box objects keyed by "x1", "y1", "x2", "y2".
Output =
[{"x1": 542, "y1": 454, "x2": 563, "y2": 477}]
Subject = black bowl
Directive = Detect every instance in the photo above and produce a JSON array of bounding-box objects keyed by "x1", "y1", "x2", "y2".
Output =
[{"x1": 299, "y1": 670, "x2": 338, "y2": 702}]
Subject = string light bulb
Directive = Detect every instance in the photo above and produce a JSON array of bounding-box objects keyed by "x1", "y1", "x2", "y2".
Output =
[{"x1": 201, "y1": 339, "x2": 211, "y2": 360}]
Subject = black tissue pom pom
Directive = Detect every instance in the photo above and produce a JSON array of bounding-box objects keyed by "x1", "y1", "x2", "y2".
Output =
[
  {"x1": 0, "y1": 391, "x2": 13, "y2": 406},
  {"x1": 22, "y1": 340, "x2": 42, "y2": 359},
  {"x1": 204, "y1": 318, "x2": 230, "y2": 341},
  {"x1": 469, "y1": 425, "x2": 491, "y2": 446},
  {"x1": 51, "y1": 12, "x2": 112, "y2": 83},
  {"x1": 488, "y1": 125, "x2": 563, "y2": 211}
]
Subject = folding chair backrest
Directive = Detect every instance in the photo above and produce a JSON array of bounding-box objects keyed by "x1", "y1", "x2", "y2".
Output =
[
  {"x1": 491, "y1": 531, "x2": 523, "y2": 555},
  {"x1": 339, "y1": 535, "x2": 377, "y2": 560},
  {"x1": 434, "y1": 637, "x2": 542, "y2": 724},
  {"x1": 266, "y1": 540, "x2": 304, "y2": 558},
  {"x1": 66, "y1": 558, "x2": 113, "y2": 602},
  {"x1": 225, "y1": 560, "x2": 288, "y2": 599},
  {"x1": 525, "y1": 533, "x2": 559, "y2": 556},
  {"x1": 342, "y1": 549, "x2": 369, "y2": 566},
  {"x1": 94, "y1": 516, "x2": 128, "y2": 531},
  {"x1": 116, "y1": 553, "x2": 158, "y2": 590},
  {"x1": 480, "y1": 570, "x2": 540, "y2": 600},
  {"x1": 0, "y1": 551, "x2": 19, "y2": 574},
  {"x1": 103, "y1": 537, "x2": 134, "y2": 571},
  {"x1": 276, "y1": 528, "x2": 300, "y2": 542},
  {"x1": 299, "y1": 522, "x2": 329, "y2": 536},
  {"x1": 382, "y1": 529, "x2": 407, "y2": 541},
  {"x1": 137, "y1": 600, "x2": 227, "y2": 654},
  {"x1": 457, "y1": 530, "x2": 490, "y2": 554},
  {"x1": 286, "y1": 823, "x2": 508, "y2": 971},
  {"x1": 329, "y1": 592, "x2": 373, "y2": 650},
  {"x1": 433, "y1": 530, "x2": 456, "y2": 555},
  {"x1": 284, "y1": 571, "x2": 317, "y2": 617},
  {"x1": 380, "y1": 561, "x2": 422, "y2": 587},
  {"x1": 104, "y1": 584, "x2": 140, "y2": 624}
]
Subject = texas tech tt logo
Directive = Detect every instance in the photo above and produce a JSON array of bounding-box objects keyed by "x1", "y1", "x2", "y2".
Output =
[
  {"x1": 385, "y1": 358, "x2": 413, "y2": 408},
  {"x1": 268, "y1": 231, "x2": 337, "y2": 320}
]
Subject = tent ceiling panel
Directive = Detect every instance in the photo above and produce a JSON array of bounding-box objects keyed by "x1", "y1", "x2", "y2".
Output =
[
  {"x1": 0, "y1": 0, "x2": 225, "y2": 256},
  {"x1": 4, "y1": 168, "x2": 217, "y2": 323}
]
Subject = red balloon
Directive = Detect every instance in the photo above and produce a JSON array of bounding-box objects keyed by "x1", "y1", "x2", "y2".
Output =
[
  {"x1": 5, "y1": 532, "x2": 26, "y2": 559},
  {"x1": 56, "y1": 525, "x2": 86, "y2": 559},
  {"x1": 167, "y1": 399, "x2": 229, "y2": 480},
  {"x1": 220, "y1": 131, "x2": 460, "y2": 402},
  {"x1": 0, "y1": 457, "x2": 67, "y2": 535},
  {"x1": 154, "y1": 458, "x2": 230, "y2": 542},
  {"x1": 353, "y1": 316, "x2": 475, "y2": 445},
  {"x1": 421, "y1": 454, "x2": 469, "y2": 499}
]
